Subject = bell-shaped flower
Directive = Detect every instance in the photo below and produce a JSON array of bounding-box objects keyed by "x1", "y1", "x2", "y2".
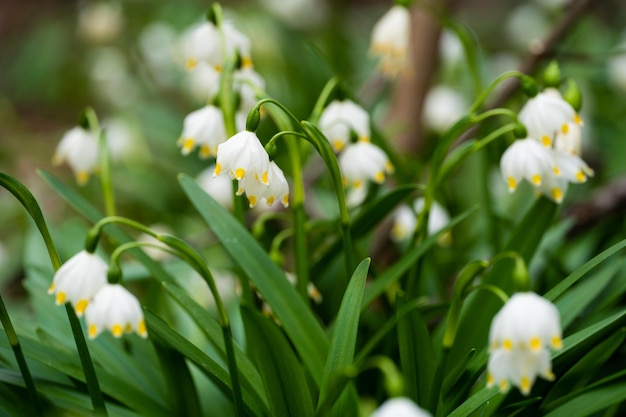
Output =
[
  {"x1": 518, "y1": 88, "x2": 577, "y2": 147},
  {"x1": 48, "y1": 250, "x2": 108, "y2": 316},
  {"x1": 487, "y1": 345, "x2": 555, "y2": 395},
  {"x1": 178, "y1": 105, "x2": 227, "y2": 158},
  {"x1": 178, "y1": 21, "x2": 222, "y2": 71},
  {"x1": 237, "y1": 161, "x2": 289, "y2": 208},
  {"x1": 187, "y1": 62, "x2": 221, "y2": 103},
  {"x1": 423, "y1": 86, "x2": 468, "y2": 134},
  {"x1": 553, "y1": 150, "x2": 594, "y2": 184},
  {"x1": 370, "y1": 397, "x2": 432, "y2": 417},
  {"x1": 85, "y1": 284, "x2": 147, "y2": 339},
  {"x1": 533, "y1": 173, "x2": 569, "y2": 204},
  {"x1": 318, "y1": 100, "x2": 371, "y2": 152},
  {"x1": 222, "y1": 20, "x2": 253, "y2": 68},
  {"x1": 554, "y1": 118, "x2": 583, "y2": 156},
  {"x1": 339, "y1": 141, "x2": 393, "y2": 189},
  {"x1": 391, "y1": 198, "x2": 450, "y2": 242},
  {"x1": 234, "y1": 67, "x2": 265, "y2": 112},
  {"x1": 53, "y1": 127, "x2": 99, "y2": 186},
  {"x1": 214, "y1": 130, "x2": 270, "y2": 184},
  {"x1": 500, "y1": 138, "x2": 557, "y2": 191},
  {"x1": 369, "y1": 5, "x2": 411, "y2": 78},
  {"x1": 197, "y1": 164, "x2": 234, "y2": 210}
]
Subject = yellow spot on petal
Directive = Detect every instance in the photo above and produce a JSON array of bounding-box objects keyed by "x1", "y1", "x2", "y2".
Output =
[
  {"x1": 266, "y1": 196, "x2": 275, "y2": 205},
  {"x1": 199, "y1": 145, "x2": 211, "y2": 159},
  {"x1": 575, "y1": 171, "x2": 586, "y2": 182},
  {"x1": 332, "y1": 140, "x2": 344, "y2": 152},
  {"x1": 47, "y1": 283, "x2": 55, "y2": 295},
  {"x1": 248, "y1": 195, "x2": 257, "y2": 207},
  {"x1": 553, "y1": 166, "x2": 561, "y2": 175},
  {"x1": 551, "y1": 336, "x2": 563, "y2": 349},
  {"x1": 75, "y1": 299, "x2": 89, "y2": 316},
  {"x1": 353, "y1": 180, "x2": 363, "y2": 189},
  {"x1": 541, "y1": 135, "x2": 552, "y2": 147},
  {"x1": 499, "y1": 380, "x2": 509, "y2": 393},
  {"x1": 236, "y1": 187, "x2": 244, "y2": 196},
  {"x1": 545, "y1": 370, "x2": 555, "y2": 380},
  {"x1": 507, "y1": 177, "x2": 517, "y2": 191},
  {"x1": 574, "y1": 113, "x2": 583, "y2": 125},
  {"x1": 503, "y1": 339, "x2": 513, "y2": 351},
  {"x1": 241, "y1": 57, "x2": 253, "y2": 68},
  {"x1": 520, "y1": 376, "x2": 531, "y2": 395},
  {"x1": 374, "y1": 171, "x2": 385, "y2": 183},
  {"x1": 561, "y1": 124, "x2": 569, "y2": 134},
  {"x1": 552, "y1": 188, "x2": 563, "y2": 202},
  {"x1": 214, "y1": 163, "x2": 222, "y2": 176},
  {"x1": 385, "y1": 161, "x2": 395, "y2": 173},
  {"x1": 88, "y1": 324, "x2": 98, "y2": 339},
  {"x1": 125, "y1": 323, "x2": 132, "y2": 333},
  {"x1": 358, "y1": 136, "x2": 370, "y2": 143},
  {"x1": 55, "y1": 292, "x2": 66, "y2": 305},
  {"x1": 235, "y1": 168, "x2": 245, "y2": 180},
  {"x1": 75, "y1": 171, "x2": 89, "y2": 186},
  {"x1": 529, "y1": 336, "x2": 542, "y2": 352},
  {"x1": 261, "y1": 171, "x2": 268, "y2": 185},
  {"x1": 531, "y1": 174, "x2": 541, "y2": 185},
  {"x1": 138, "y1": 320, "x2": 148, "y2": 337},
  {"x1": 186, "y1": 58, "x2": 197, "y2": 70},
  {"x1": 111, "y1": 324, "x2": 124, "y2": 338},
  {"x1": 214, "y1": 64, "x2": 222, "y2": 73},
  {"x1": 181, "y1": 138, "x2": 195, "y2": 154},
  {"x1": 282, "y1": 194, "x2": 290, "y2": 207},
  {"x1": 487, "y1": 373, "x2": 494, "y2": 387}
]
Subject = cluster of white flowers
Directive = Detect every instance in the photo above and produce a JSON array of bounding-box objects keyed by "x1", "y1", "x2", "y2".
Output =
[
  {"x1": 391, "y1": 198, "x2": 450, "y2": 242},
  {"x1": 48, "y1": 250, "x2": 147, "y2": 339},
  {"x1": 500, "y1": 88, "x2": 593, "y2": 203},
  {"x1": 369, "y1": 5, "x2": 411, "y2": 78},
  {"x1": 176, "y1": 19, "x2": 265, "y2": 159},
  {"x1": 487, "y1": 292, "x2": 562, "y2": 395},
  {"x1": 318, "y1": 99, "x2": 394, "y2": 190},
  {"x1": 214, "y1": 130, "x2": 290, "y2": 208}
]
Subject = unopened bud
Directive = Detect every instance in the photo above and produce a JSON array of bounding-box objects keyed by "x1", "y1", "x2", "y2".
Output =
[
  {"x1": 520, "y1": 76, "x2": 538, "y2": 98},
  {"x1": 246, "y1": 106, "x2": 262, "y2": 131},
  {"x1": 513, "y1": 123, "x2": 528, "y2": 139},
  {"x1": 542, "y1": 60, "x2": 561, "y2": 88},
  {"x1": 563, "y1": 79, "x2": 583, "y2": 112}
]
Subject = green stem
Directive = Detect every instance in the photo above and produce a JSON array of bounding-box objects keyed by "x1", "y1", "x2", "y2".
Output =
[
  {"x1": 0, "y1": 295, "x2": 43, "y2": 415},
  {"x1": 308, "y1": 77, "x2": 340, "y2": 123},
  {"x1": 468, "y1": 71, "x2": 529, "y2": 113},
  {"x1": 470, "y1": 108, "x2": 519, "y2": 124},
  {"x1": 253, "y1": 98, "x2": 302, "y2": 128},
  {"x1": 472, "y1": 283, "x2": 510, "y2": 304}
]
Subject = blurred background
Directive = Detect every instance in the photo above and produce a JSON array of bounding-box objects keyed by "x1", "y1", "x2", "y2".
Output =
[{"x1": 1, "y1": 0, "x2": 626, "y2": 313}]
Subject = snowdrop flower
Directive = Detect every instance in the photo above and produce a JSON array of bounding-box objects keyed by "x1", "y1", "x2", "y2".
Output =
[
  {"x1": 319, "y1": 100, "x2": 371, "y2": 152},
  {"x1": 487, "y1": 292, "x2": 562, "y2": 395},
  {"x1": 518, "y1": 88, "x2": 578, "y2": 147},
  {"x1": 85, "y1": 284, "x2": 147, "y2": 339},
  {"x1": 391, "y1": 198, "x2": 450, "y2": 241},
  {"x1": 178, "y1": 22, "x2": 222, "y2": 70},
  {"x1": 197, "y1": 165, "x2": 234, "y2": 210},
  {"x1": 222, "y1": 21, "x2": 253, "y2": 68},
  {"x1": 423, "y1": 86, "x2": 468, "y2": 134},
  {"x1": 237, "y1": 161, "x2": 289, "y2": 208},
  {"x1": 48, "y1": 250, "x2": 108, "y2": 316},
  {"x1": 369, "y1": 5, "x2": 411, "y2": 78},
  {"x1": 500, "y1": 138, "x2": 557, "y2": 191},
  {"x1": 554, "y1": 120, "x2": 583, "y2": 156},
  {"x1": 214, "y1": 130, "x2": 270, "y2": 184},
  {"x1": 102, "y1": 117, "x2": 138, "y2": 161},
  {"x1": 187, "y1": 62, "x2": 221, "y2": 103},
  {"x1": 178, "y1": 105, "x2": 227, "y2": 158},
  {"x1": 552, "y1": 150, "x2": 593, "y2": 184},
  {"x1": 533, "y1": 172, "x2": 568, "y2": 204},
  {"x1": 234, "y1": 67, "x2": 266, "y2": 112},
  {"x1": 339, "y1": 141, "x2": 393, "y2": 189},
  {"x1": 53, "y1": 127, "x2": 99, "y2": 186},
  {"x1": 370, "y1": 397, "x2": 432, "y2": 417}
]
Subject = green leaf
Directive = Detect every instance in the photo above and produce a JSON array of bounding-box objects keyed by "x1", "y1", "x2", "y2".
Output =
[
  {"x1": 179, "y1": 174, "x2": 328, "y2": 386},
  {"x1": 543, "y1": 381, "x2": 626, "y2": 417},
  {"x1": 396, "y1": 294, "x2": 435, "y2": 408},
  {"x1": 241, "y1": 307, "x2": 314, "y2": 417},
  {"x1": 362, "y1": 205, "x2": 478, "y2": 309},
  {"x1": 317, "y1": 258, "x2": 370, "y2": 414},
  {"x1": 144, "y1": 309, "x2": 268, "y2": 416}
]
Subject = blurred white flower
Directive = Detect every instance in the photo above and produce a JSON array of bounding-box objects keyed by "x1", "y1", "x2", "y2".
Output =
[
  {"x1": 102, "y1": 117, "x2": 138, "y2": 161},
  {"x1": 339, "y1": 141, "x2": 393, "y2": 189},
  {"x1": 319, "y1": 100, "x2": 371, "y2": 152},
  {"x1": 260, "y1": 0, "x2": 327, "y2": 30},
  {"x1": 178, "y1": 21, "x2": 222, "y2": 70},
  {"x1": 370, "y1": 397, "x2": 432, "y2": 417},
  {"x1": 423, "y1": 86, "x2": 467, "y2": 134},
  {"x1": 215, "y1": 130, "x2": 270, "y2": 184},
  {"x1": 391, "y1": 198, "x2": 450, "y2": 242},
  {"x1": 554, "y1": 120, "x2": 583, "y2": 156},
  {"x1": 519, "y1": 88, "x2": 577, "y2": 147},
  {"x1": 237, "y1": 161, "x2": 289, "y2": 208},
  {"x1": 487, "y1": 292, "x2": 562, "y2": 395},
  {"x1": 178, "y1": 105, "x2": 227, "y2": 158},
  {"x1": 53, "y1": 127, "x2": 99, "y2": 186},
  {"x1": 197, "y1": 165, "x2": 234, "y2": 210},
  {"x1": 187, "y1": 62, "x2": 221, "y2": 103},
  {"x1": 505, "y1": 4, "x2": 549, "y2": 53},
  {"x1": 439, "y1": 29, "x2": 464, "y2": 65},
  {"x1": 222, "y1": 20, "x2": 253, "y2": 68},
  {"x1": 138, "y1": 22, "x2": 178, "y2": 87},
  {"x1": 369, "y1": 5, "x2": 411, "y2": 78},
  {"x1": 234, "y1": 67, "x2": 266, "y2": 112},
  {"x1": 608, "y1": 54, "x2": 626, "y2": 92},
  {"x1": 85, "y1": 284, "x2": 147, "y2": 339},
  {"x1": 500, "y1": 138, "x2": 557, "y2": 192},
  {"x1": 48, "y1": 250, "x2": 108, "y2": 316},
  {"x1": 89, "y1": 47, "x2": 139, "y2": 107},
  {"x1": 78, "y1": 2, "x2": 123, "y2": 44},
  {"x1": 136, "y1": 224, "x2": 174, "y2": 261}
]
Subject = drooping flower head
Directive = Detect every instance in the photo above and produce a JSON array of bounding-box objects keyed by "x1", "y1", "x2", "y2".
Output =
[
  {"x1": 197, "y1": 164, "x2": 235, "y2": 210},
  {"x1": 518, "y1": 88, "x2": 579, "y2": 147},
  {"x1": 391, "y1": 198, "x2": 450, "y2": 241},
  {"x1": 53, "y1": 127, "x2": 100, "y2": 186},
  {"x1": 318, "y1": 99, "x2": 371, "y2": 152},
  {"x1": 339, "y1": 141, "x2": 394, "y2": 189},
  {"x1": 214, "y1": 130, "x2": 270, "y2": 184},
  {"x1": 178, "y1": 21, "x2": 222, "y2": 71},
  {"x1": 500, "y1": 137, "x2": 557, "y2": 192},
  {"x1": 370, "y1": 397, "x2": 432, "y2": 417},
  {"x1": 369, "y1": 5, "x2": 411, "y2": 78},
  {"x1": 487, "y1": 292, "x2": 562, "y2": 395},
  {"x1": 237, "y1": 160, "x2": 289, "y2": 208},
  {"x1": 178, "y1": 105, "x2": 227, "y2": 158},
  {"x1": 48, "y1": 250, "x2": 108, "y2": 316},
  {"x1": 85, "y1": 284, "x2": 147, "y2": 339}
]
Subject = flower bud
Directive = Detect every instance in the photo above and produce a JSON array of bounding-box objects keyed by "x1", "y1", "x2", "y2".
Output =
[
  {"x1": 542, "y1": 60, "x2": 561, "y2": 88},
  {"x1": 513, "y1": 123, "x2": 528, "y2": 139},
  {"x1": 563, "y1": 79, "x2": 583, "y2": 112},
  {"x1": 246, "y1": 106, "x2": 262, "y2": 131},
  {"x1": 520, "y1": 76, "x2": 538, "y2": 98}
]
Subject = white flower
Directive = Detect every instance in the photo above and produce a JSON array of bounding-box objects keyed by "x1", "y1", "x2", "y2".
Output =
[
  {"x1": 370, "y1": 397, "x2": 432, "y2": 417},
  {"x1": 222, "y1": 21, "x2": 253, "y2": 68},
  {"x1": 85, "y1": 284, "x2": 147, "y2": 339},
  {"x1": 391, "y1": 198, "x2": 450, "y2": 241},
  {"x1": 78, "y1": 2, "x2": 123, "y2": 44},
  {"x1": 197, "y1": 165, "x2": 234, "y2": 210},
  {"x1": 487, "y1": 292, "x2": 562, "y2": 395},
  {"x1": 500, "y1": 138, "x2": 557, "y2": 191},
  {"x1": 102, "y1": 117, "x2": 138, "y2": 161},
  {"x1": 423, "y1": 86, "x2": 468, "y2": 134},
  {"x1": 178, "y1": 22, "x2": 222, "y2": 70},
  {"x1": 215, "y1": 130, "x2": 270, "y2": 184},
  {"x1": 554, "y1": 119, "x2": 583, "y2": 156},
  {"x1": 53, "y1": 127, "x2": 99, "y2": 186},
  {"x1": 237, "y1": 161, "x2": 289, "y2": 208},
  {"x1": 369, "y1": 5, "x2": 411, "y2": 78},
  {"x1": 318, "y1": 99, "x2": 371, "y2": 152},
  {"x1": 178, "y1": 105, "x2": 227, "y2": 158},
  {"x1": 339, "y1": 141, "x2": 393, "y2": 188},
  {"x1": 187, "y1": 62, "x2": 221, "y2": 103},
  {"x1": 48, "y1": 250, "x2": 108, "y2": 316},
  {"x1": 553, "y1": 150, "x2": 593, "y2": 184},
  {"x1": 234, "y1": 68, "x2": 265, "y2": 112},
  {"x1": 518, "y1": 88, "x2": 577, "y2": 147},
  {"x1": 533, "y1": 172, "x2": 568, "y2": 204}
]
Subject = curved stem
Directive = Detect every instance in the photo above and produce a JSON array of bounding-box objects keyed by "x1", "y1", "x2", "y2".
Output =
[
  {"x1": 470, "y1": 108, "x2": 519, "y2": 124},
  {"x1": 264, "y1": 131, "x2": 309, "y2": 154},
  {"x1": 468, "y1": 71, "x2": 529, "y2": 113},
  {"x1": 308, "y1": 77, "x2": 340, "y2": 123},
  {"x1": 472, "y1": 283, "x2": 510, "y2": 305},
  {"x1": 253, "y1": 98, "x2": 303, "y2": 128}
]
